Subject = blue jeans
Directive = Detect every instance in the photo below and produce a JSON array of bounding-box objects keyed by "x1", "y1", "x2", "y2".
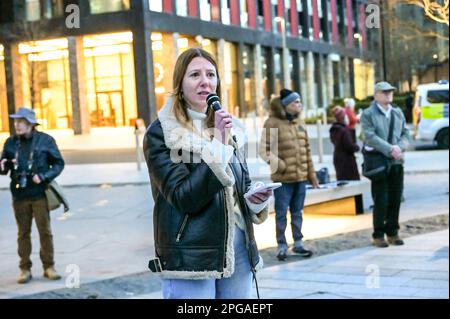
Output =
[
  {"x1": 161, "y1": 226, "x2": 253, "y2": 299},
  {"x1": 274, "y1": 181, "x2": 307, "y2": 249}
]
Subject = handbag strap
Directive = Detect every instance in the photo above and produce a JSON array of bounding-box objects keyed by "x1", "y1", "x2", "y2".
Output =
[
  {"x1": 387, "y1": 110, "x2": 395, "y2": 144},
  {"x1": 363, "y1": 108, "x2": 396, "y2": 153}
]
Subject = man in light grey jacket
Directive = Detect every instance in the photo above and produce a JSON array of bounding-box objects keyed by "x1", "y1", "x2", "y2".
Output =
[{"x1": 360, "y1": 82, "x2": 411, "y2": 248}]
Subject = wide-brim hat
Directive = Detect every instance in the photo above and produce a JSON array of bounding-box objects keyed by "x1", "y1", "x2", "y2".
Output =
[{"x1": 9, "y1": 107, "x2": 40, "y2": 125}]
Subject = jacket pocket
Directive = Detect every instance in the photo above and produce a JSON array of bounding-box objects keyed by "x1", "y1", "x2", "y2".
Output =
[{"x1": 176, "y1": 214, "x2": 189, "y2": 243}]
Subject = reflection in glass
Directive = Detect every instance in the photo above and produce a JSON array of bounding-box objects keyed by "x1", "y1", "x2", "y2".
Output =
[
  {"x1": 26, "y1": 0, "x2": 41, "y2": 21},
  {"x1": 176, "y1": 0, "x2": 188, "y2": 16},
  {"x1": 224, "y1": 42, "x2": 238, "y2": 116},
  {"x1": 83, "y1": 32, "x2": 137, "y2": 127},
  {"x1": 199, "y1": 0, "x2": 211, "y2": 21},
  {"x1": 89, "y1": 0, "x2": 130, "y2": 14},
  {"x1": 0, "y1": 45, "x2": 8, "y2": 132},
  {"x1": 274, "y1": 50, "x2": 282, "y2": 93},
  {"x1": 18, "y1": 39, "x2": 72, "y2": 129},
  {"x1": 242, "y1": 45, "x2": 255, "y2": 117},
  {"x1": 149, "y1": 0, "x2": 163, "y2": 12}
]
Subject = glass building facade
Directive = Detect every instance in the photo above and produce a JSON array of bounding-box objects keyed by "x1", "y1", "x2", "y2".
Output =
[
  {"x1": 17, "y1": 39, "x2": 71, "y2": 129},
  {"x1": 0, "y1": 0, "x2": 377, "y2": 133},
  {"x1": 0, "y1": 45, "x2": 8, "y2": 132}
]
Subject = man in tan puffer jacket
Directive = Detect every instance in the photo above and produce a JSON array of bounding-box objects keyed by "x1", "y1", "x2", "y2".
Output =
[{"x1": 259, "y1": 89, "x2": 319, "y2": 261}]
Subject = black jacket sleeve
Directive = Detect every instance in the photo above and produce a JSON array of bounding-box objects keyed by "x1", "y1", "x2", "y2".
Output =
[
  {"x1": 144, "y1": 121, "x2": 225, "y2": 215},
  {"x1": 0, "y1": 138, "x2": 14, "y2": 175},
  {"x1": 39, "y1": 135, "x2": 65, "y2": 183},
  {"x1": 342, "y1": 129, "x2": 360, "y2": 155}
]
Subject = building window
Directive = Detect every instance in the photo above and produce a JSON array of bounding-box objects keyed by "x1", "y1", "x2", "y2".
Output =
[
  {"x1": 288, "y1": 50, "x2": 295, "y2": 90},
  {"x1": 318, "y1": 0, "x2": 329, "y2": 41},
  {"x1": 242, "y1": 45, "x2": 255, "y2": 117},
  {"x1": 224, "y1": 42, "x2": 239, "y2": 116},
  {"x1": 313, "y1": 53, "x2": 323, "y2": 108},
  {"x1": 221, "y1": 0, "x2": 231, "y2": 25},
  {"x1": 261, "y1": 46, "x2": 271, "y2": 107},
  {"x1": 176, "y1": 0, "x2": 188, "y2": 16},
  {"x1": 308, "y1": 0, "x2": 314, "y2": 40},
  {"x1": 200, "y1": 0, "x2": 212, "y2": 21},
  {"x1": 297, "y1": 0, "x2": 305, "y2": 37},
  {"x1": 271, "y1": 0, "x2": 278, "y2": 34},
  {"x1": 43, "y1": 0, "x2": 65, "y2": 19},
  {"x1": 337, "y1": 0, "x2": 346, "y2": 46},
  {"x1": 285, "y1": 0, "x2": 292, "y2": 36},
  {"x1": 332, "y1": 60, "x2": 340, "y2": 97},
  {"x1": 317, "y1": 0, "x2": 323, "y2": 39},
  {"x1": 352, "y1": 0, "x2": 359, "y2": 48},
  {"x1": 240, "y1": 0, "x2": 248, "y2": 27},
  {"x1": 149, "y1": 0, "x2": 163, "y2": 12},
  {"x1": 0, "y1": 45, "x2": 8, "y2": 132},
  {"x1": 18, "y1": 39, "x2": 72, "y2": 129},
  {"x1": 299, "y1": 52, "x2": 308, "y2": 107},
  {"x1": 257, "y1": 0, "x2": 264, "y2": 29},
  {"x1": 25, "y1": 0, "x2": 65, "y2": 21},
  {"x1": 151, "y1": 32, "x2": 174, "y2": 112},
  {"x1": 89, "y1": 0, "x2": 130, "y2": 14},
  {"x1": 274, "y1": 49, "x2": 282, "y2": 93},
  {"x1": 83, "y1": 32, "x2": 137, "y2": 127},
  {"x1": 26, "y1": 0, "x2": 41, "y2": 21}
]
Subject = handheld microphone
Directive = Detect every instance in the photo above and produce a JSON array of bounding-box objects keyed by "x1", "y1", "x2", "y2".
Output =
[{"x1": 206, "y1": 94, "x2": 221, "y2": 111}]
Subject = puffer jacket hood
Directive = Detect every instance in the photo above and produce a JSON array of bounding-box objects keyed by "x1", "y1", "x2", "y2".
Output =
[
  {"x1": 269, "y1": 97, "x2": 299, "y2": 121},
  {"x1": 259, "y1": 97, "x2": 316, "y2": 184}
]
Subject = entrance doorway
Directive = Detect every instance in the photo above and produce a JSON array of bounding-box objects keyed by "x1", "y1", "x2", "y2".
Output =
[{"x1": 91, "y1": 91, "x2": 125, "y2": 127}]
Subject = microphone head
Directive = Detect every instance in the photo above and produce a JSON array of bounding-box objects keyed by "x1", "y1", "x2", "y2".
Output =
[{"x1": 206, "y1": 94, "x2": 221, "y2": 111}]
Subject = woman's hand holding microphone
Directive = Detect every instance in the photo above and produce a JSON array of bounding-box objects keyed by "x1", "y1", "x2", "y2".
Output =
[{"x1": 214, "y1": 110, "x2": 233, "y2": 145}]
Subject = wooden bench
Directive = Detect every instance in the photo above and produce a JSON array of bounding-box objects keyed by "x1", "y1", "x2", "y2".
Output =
[
  {"x1": 303, "y1": 180, "x2": 370, "y2": 215},
  {"x1": 267, "y1": 180, "x2": 370, "y2": 216}
]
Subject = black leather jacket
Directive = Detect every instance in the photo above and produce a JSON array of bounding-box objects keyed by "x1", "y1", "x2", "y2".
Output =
[
  {"x1": 144, "y1": 119, "x2": 262, "y2": 279},
  {"x1": 1, "y1": 130, "x2": 65, "y2": 201}
]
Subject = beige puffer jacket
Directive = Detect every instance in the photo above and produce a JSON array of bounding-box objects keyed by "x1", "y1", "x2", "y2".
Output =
[{"x1": 259, "y1": 97, "x2": 317, "y2": 184}]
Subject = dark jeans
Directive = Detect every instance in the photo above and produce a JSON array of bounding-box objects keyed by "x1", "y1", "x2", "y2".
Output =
[
  {"x1": 371, "y1": 164, "x2": 404, "y2": 239},
  {"x1": 13, "y1": 197, "x2": 55, "y2": 270},
  {"x1": 274, "y1": 181, "x2": 307, "y2": 248}
]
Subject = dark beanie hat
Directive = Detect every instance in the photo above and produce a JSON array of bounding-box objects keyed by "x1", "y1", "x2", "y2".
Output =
[{"x1": 280, "y1": 89, "x2": 300, "y2": 107}]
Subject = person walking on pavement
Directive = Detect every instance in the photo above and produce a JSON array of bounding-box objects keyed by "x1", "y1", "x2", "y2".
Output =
[
  {"x1": 330, "y1": 106, "x2": 360, "y2": 181},
  {"x1": 343, "y1": 98, "x2": 359, "y2": 143},
  {"x1": 360, "y1": 82, "x2": 411, "y2": 248},
  {"x1": 259, "y1": 89, "x2": 319, "y2": 261},
  {"x1": 144, "y1": 48, "x2": 271, "y2": 299},
  {"x1": 0, "y1": 107, "x2": 65, "y2": 284}
]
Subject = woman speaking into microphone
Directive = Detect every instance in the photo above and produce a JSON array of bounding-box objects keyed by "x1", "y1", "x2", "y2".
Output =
[{"x1": 144, "y1": 48, "x2": 272, "y2": 299}]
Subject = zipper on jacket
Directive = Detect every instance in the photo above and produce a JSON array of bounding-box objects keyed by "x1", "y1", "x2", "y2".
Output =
[
  {"x1": 221, "y1": 189, "x2": 228, "y2": 273},
  {"x1": 176, "y1": 214, "x2": 189, "y2": 243}
]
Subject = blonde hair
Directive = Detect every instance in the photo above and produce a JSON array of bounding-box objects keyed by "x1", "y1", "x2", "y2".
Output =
[{"x1": 171, "y1": 48, "x2": 221, "y2": 130}]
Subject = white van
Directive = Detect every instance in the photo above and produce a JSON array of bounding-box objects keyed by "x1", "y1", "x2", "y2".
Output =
[{"x1": 413, "y1": 80, "x2": 449, "y2": 149}]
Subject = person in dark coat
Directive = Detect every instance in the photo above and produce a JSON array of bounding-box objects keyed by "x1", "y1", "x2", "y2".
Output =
[
  {"x1": 1, "y1": 107, "x2": 65, "y2": 284},
  {"x1": 329, "y1": 106, "x2": 360, "y2": 181},
  {"x1": 144, "y1": 48, "x2": 271, "y2": 299}
]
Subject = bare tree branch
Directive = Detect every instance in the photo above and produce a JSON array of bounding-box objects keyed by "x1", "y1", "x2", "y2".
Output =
[{"x1": 394, "y1": 0, "x2": 449, "y2": 25}]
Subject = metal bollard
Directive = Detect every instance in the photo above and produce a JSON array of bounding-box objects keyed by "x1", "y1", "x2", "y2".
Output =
[
  {"x1": 135, "y1": 128, "x2": 142, "y2": 171},
  {"x1": 316, "y1": 119, "x2": 323, "y2": 164},
  {"x1": 135, "y1": 118, "x2": 146, "y2": 171}
]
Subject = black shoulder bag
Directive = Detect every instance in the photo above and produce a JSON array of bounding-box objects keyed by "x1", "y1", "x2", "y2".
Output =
[{"x1": 362, "y1": 113, "x2": 395, "y2": 181}]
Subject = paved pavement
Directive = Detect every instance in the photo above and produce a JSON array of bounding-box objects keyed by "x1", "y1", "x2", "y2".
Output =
[
  {"x1": 0, "y1": 150, "x2": 448, "y2": 190},
  {"x1": 0, "y1": 138, "x2": 447, "y2": 299},
  {"x1": 136, "y1": 229, "x2": 449, "y2": 299},
  {"x1": 0, "y1": 170, "x2": 447, "y2": 299}
]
